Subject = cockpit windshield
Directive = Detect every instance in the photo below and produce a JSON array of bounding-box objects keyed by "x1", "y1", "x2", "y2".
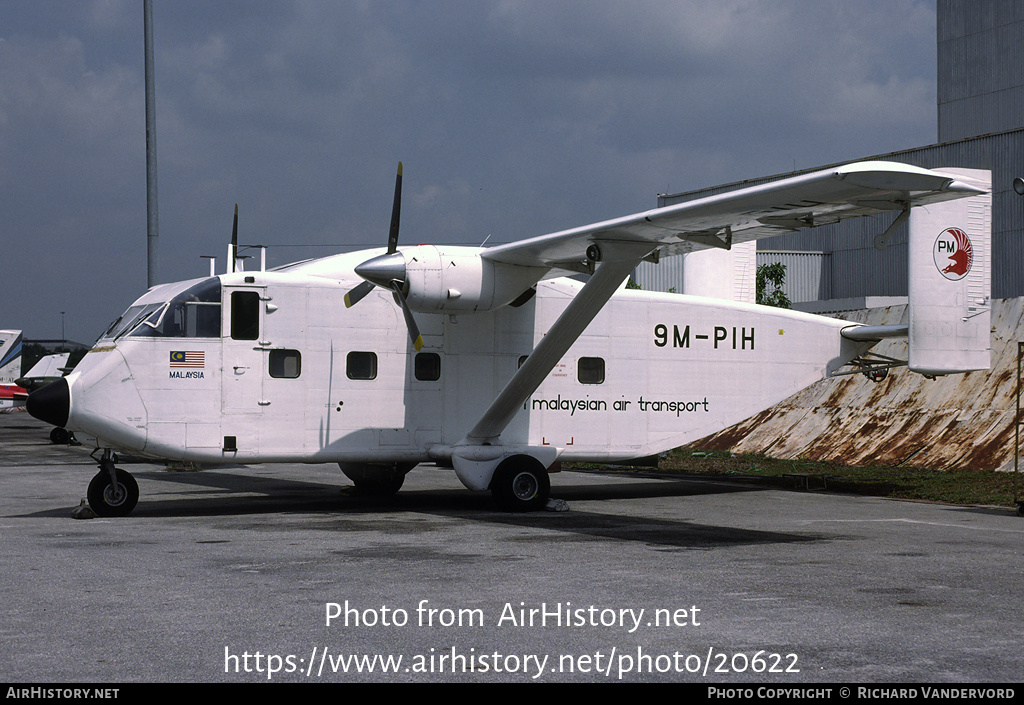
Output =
[
  {"x1": 101, "y1": 278, "x2": 222, "y2": 341},
  {"x1": 130, "y1": 278, "x2": 222, "y2": 338},
  {"x1": 101, "y1": 302, "x2": 164, "y2": 340}
]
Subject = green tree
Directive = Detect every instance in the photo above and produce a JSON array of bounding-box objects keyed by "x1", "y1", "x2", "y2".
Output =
[{"x1": 756, "y1": 262, "x2": 791, "y2": 308}]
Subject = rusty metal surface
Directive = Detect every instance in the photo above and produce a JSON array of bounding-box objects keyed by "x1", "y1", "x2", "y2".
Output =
[{"x1": 694, "y1": 298, "x2": 1024, "y2": 471}]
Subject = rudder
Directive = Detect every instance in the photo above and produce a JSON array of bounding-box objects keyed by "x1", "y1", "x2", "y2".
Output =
[
  {"x1": 0, "y1": 330, "x2": 24, "y2": 384},
  {"x1": 908, "y1": 167, "x2": 991, "y2": 376}
]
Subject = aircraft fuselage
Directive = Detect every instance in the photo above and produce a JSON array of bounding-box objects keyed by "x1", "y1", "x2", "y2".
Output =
[{"x1": 53, "y1": 249, "x2": 864, "y2": 467}]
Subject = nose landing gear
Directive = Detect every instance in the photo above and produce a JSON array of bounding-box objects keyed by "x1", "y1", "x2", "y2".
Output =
[{"x1": 87, "y1": 450, "x2": 139, "y2": 517}]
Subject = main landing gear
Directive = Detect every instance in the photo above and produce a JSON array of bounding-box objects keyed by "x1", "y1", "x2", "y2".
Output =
[
  {"x1": 87, "y1": 449, "x2": 139, "y2": 517},
  {"x1": 489, "y1": 456, "x2": 550, "y2": 512}
]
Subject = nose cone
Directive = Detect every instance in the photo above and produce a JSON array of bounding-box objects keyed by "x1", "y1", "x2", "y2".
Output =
[{"x1": 27, "y1": 378, "x2": 70, "y2": 428}]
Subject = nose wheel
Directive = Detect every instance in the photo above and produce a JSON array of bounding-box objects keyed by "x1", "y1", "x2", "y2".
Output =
[{"x1": 87, "y1": 451, "x2": 139, "y2": 517}]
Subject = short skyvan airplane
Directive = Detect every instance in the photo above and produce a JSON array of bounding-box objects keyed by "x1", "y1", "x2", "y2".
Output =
[{"x1": 27, "y1": 162, "x2": 991, "y2": 516}]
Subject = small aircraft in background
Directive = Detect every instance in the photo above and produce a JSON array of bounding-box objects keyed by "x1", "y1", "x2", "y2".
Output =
[
  {"x1": 2, "y1": 335, "x2": 77, "y2": 441},
  {"x1": 27, "y1": 161, "x2": 991, "y2": 516},
  {"x1": 0, "y1": 330, "x2": 25, "y2": 410},
  {"x1": 16, "y1": 351, "x2": 72, "y2": 394}
]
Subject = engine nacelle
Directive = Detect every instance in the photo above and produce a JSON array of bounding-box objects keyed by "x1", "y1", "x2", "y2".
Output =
[{"x1": 402, "y1": 245, "x2": 545, "y2": 313}]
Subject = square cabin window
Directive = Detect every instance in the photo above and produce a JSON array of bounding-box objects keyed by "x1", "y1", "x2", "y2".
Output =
[
  {"x1": 578, "y1": 357, "x2": 605, "y2": 385},
  {"x1": 269, "y1": 349, "x2": 301, "y2": 379},
  {"x1": 347, "y1": 351, "x2": 377, "y2": 380},
  {"x1": 414, "y1": 352, "x2": 441, "y2": 381}
]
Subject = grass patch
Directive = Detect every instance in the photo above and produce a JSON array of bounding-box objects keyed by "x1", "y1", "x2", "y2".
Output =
[{"x1": 571, "y1": 449, "x2": 1024, "y2": 509}]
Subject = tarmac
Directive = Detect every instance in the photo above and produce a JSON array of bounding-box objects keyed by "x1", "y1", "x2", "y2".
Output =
[{"x1": 1, "y1": 411, "x2": 1022, "y2": 684}]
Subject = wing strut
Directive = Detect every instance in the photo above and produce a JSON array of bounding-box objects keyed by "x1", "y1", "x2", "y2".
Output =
[{"x1": 461, "y1": 240, "x2": 653, "y2": 446}]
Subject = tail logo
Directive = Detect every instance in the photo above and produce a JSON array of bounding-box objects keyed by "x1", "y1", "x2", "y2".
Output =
[{"x1": 933, "y1": 227, "x2": 973, "y2": 281}]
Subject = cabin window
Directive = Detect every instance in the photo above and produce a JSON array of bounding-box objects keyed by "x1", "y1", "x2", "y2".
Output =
[
  {"x1": 578, "y1": 357, "x2": 605, "y2": 384},
  {"x1": 347, "y1": 351, "x2": 377, "y2": 380},
  {"x1": 125, "y1": 278, "x2": 222, "y2": 339},
  {"x1": 414, "y1": 352, "x2": 441, "y2": 381},
  {"x1": 231, "y1": 291, "x2": 260, "y2": 340},
  {"x1": 269, "y1": 349, "x2": 301, "y2": 378}
]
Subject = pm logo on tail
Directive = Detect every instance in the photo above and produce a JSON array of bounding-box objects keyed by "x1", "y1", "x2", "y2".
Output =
[{"x1": 933, "y1": 227, "x2": 973, "y2": 280}]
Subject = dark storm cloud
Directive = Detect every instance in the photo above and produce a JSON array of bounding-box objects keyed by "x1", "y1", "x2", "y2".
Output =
[{"x1": 1, "y1": 0, "x2": 936, "y2": 343}]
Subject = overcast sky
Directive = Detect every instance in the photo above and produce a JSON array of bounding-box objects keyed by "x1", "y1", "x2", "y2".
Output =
[{"x1": 2, "y1": 0, "x2": 938, "y2": 344}]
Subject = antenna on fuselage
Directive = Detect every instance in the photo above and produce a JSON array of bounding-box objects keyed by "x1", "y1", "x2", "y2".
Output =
[{"x1": 229, "y1": 203, "x2": 238, "y2": 273}]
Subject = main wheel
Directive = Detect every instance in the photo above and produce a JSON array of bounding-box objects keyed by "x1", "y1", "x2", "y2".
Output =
[
  {"x1": 87, "y1": 468, "x2": 139, "y2": 517},
  {"x1": 490, "y1": 457, "x2": 550, "y2": 512}
]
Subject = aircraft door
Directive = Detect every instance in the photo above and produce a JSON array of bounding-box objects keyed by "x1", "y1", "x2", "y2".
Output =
[{"x1": 221, "y1": 286, "x2": 266, "y2": 453}]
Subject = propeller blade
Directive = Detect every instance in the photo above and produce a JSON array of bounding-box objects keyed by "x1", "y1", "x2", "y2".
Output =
[
  {"x1": 231, "y1": 204, "x2": 238, "y2": 273},
  {"x1": 344, "y1": 280, "x2": 375, "y2": 308},
  {"x1": 390, "y1": 281, "x2": 423, "y2": 352},
  {"x1": 346, "y1": 163, "x2": 404, "y2": 309},
  {"x1": 387, "y1": 162, "x2": 402, "y2": 254}
]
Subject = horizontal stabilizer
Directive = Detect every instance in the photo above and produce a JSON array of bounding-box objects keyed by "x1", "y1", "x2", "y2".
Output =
[{"x1": 840, "y1": 325, "x2": 909, "y2": 342}]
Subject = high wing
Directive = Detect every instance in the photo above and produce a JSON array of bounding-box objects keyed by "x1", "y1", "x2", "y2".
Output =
[
  {"x1": 481, "y1": 161, "x2": 987, "y2": 273},
  {"x1": 455, "y1": 161, "x2": 988, "y2": 452}
]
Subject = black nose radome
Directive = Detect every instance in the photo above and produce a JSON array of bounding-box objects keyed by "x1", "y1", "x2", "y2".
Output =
[{"x1": 27, "y1": 378, "x2": 70, "y2": 429}]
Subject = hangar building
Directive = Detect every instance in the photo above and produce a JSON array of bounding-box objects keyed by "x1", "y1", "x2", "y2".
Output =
[{"x1": 635, "y1": 0, "x2": 1024, "y2": 312}]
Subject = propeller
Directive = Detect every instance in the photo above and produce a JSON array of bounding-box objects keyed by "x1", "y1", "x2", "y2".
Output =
[{"x1": 345, "y1": 162, "x2": 424, "y2": 351}]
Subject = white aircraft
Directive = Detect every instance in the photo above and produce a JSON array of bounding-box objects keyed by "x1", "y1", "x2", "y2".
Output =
[
  {"x1": 26, "y1": 162, "x2": 991, "y2": 517},
  {"x1": 0, "y1": 330, "x2": 26, "y2": 409}
]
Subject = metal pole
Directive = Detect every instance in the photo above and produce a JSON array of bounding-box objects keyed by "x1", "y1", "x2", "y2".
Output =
[{"x1": 144, "y1": 0, "x2": 159, "y2": 288}]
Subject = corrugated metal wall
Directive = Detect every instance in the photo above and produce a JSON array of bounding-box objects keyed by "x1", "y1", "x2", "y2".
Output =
[
  {"x1": 938, "y1": 0, "x2": 1024, "y2": 142},
  {"x1": 631, "y1": 250, "x2": 829, "y2": 304},
  {"x1": 631, "y1": 257, "x2": 684, "y2": 293},
  {"x1": 756, "y1": 251, "x2": 831, "y2": 303}
]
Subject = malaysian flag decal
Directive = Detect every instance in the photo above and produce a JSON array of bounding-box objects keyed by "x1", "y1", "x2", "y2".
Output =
[{"x1": 170, "y1": 351, "x2": 205, "y2": 368}]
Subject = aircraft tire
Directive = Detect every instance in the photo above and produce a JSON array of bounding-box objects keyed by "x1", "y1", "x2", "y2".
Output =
[
  {"x1": 49, "y1": 427, "x2": 69, "y2": 445},
  {"x1": 87, "y1": 468, "x2": 139, "y2": 517},
  {"x1": 490, "y1": 457, "x2": 550, "y2": 512}
]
